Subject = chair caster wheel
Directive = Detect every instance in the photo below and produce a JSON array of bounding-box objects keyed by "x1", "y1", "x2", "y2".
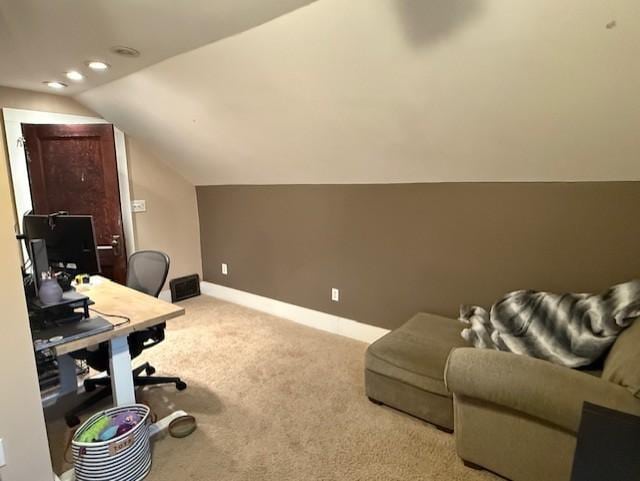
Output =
[
  {"x1": 66, "y1": 415, "x2": 81, "y2": 428},
  {"x1": 176, "y1": 381, "x2": 187, "y2": 391},
  {"x1": 146, "y1": 366, "x2": 156, "y2": 375}
]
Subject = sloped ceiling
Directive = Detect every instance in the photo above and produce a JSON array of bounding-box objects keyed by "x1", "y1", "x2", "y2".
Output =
[
  {"x1": 70, "y1": 0, "x2": 640, "y2": 185},
  {"x1": 0, "y1": 0, "x2": 316, "y2": 94}
]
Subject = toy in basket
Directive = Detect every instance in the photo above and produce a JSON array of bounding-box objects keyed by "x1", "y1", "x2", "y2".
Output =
[{"x1": 72, "y1": 404, "x2": 152, "y2": 481}]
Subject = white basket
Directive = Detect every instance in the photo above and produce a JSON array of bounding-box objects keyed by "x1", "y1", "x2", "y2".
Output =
[{"x1": 71, "y1": 404, "x2": 152, "y2": 481}]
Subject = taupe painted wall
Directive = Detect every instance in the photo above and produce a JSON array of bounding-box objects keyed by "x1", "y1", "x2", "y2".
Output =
[{"x1": 198, "y1": 183, "x2": 640, "y2": 330}]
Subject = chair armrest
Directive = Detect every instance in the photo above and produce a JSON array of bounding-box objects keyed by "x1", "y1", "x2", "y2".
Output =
[{"x1": 445, "y1": 348, "x2": 640, "y2": 433}]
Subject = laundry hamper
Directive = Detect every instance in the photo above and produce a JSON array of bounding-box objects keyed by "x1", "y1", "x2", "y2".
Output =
[{"x1": 71, "y1": 404, "x2": 152, "y2": 481}]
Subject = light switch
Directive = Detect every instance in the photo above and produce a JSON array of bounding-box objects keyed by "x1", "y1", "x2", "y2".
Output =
[{"x1": 131, "y1": 200, "x2": 147, "y2": 213}]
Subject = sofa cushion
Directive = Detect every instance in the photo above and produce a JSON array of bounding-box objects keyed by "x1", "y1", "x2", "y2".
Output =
[
  {"x1": 603, "y1": 319, "x2": 640, "y2": 398},
  {"x1": 366, "y1": 312, "x2": 468, "y2": 396}
]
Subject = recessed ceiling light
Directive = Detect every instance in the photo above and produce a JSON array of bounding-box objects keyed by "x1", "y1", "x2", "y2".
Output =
[
  {"x1": 65, "y1": 70, "x2": 84, "y2": 81},
  {"x1": 44, "y1": 81, "x2": 67, "y2": 89},
  {"x1": 110, "y1": 46, "x2": 140, "y2": 58},
  {"x1": 86, "y1": 61, "x2": 110, "y2": 71}
]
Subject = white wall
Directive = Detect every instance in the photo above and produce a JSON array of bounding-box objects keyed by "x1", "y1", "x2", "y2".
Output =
[
  {"x1": 126, "y1": 137, "x2": 203, "y2": 283},
  {"x1": 77, "y1": 0, "x2": 640, "y2": 185},
  {"x1": 0, "y1": 118, "x2": 53, "y2": 481}
]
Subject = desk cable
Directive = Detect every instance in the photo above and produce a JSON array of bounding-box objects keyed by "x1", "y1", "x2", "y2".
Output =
[{"x1": 89, "y1": 307, "x2": 131, "y2": 327}]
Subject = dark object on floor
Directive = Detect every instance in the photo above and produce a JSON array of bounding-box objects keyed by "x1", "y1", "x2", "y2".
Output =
[
  {"x1": 65, "y1": 250, "x2": 187, "y2": 427},
  {"x1": 364, "y1": 312, "x2": 468, "y2": 431},
  {"x1": 170, "y1": 273, "x2": 201, "y2": 302},
  {"x1": 571, "y1": 402, "x2": 640, "y2": 481}
]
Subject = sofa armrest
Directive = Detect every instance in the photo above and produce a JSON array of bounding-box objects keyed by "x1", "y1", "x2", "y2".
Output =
[{"x1": 445, "y1": 348, "x2": 640, "y2": 434}]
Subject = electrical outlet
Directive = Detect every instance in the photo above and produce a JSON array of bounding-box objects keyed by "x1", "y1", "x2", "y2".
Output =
[
  {"x1": 221, "y1": 263, "x2": 228, "y2": 275},
  {"x1": 0, "y1": 438, "x2": 6, "y2": 468},
  {"x1": 331, "y1": 288, "x2": 339, "y2": 302},
  {"x1": 131, "y1": 199, "x2": 147, "y2": 213}
]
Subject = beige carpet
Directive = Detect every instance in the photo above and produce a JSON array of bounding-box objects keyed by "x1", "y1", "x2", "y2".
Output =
[{"x1": 46, "y1": 295, "x2": 497, "y2": 480}]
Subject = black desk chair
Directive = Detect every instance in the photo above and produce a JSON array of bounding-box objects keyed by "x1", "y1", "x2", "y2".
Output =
[{"x1": 65, "y1": 250, "x2": 187, "y2": 427}]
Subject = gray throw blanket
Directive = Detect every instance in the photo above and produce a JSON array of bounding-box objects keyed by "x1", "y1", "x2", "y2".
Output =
[{"x1": 459, "y1": 280, "x2": 640, "y2": 368}]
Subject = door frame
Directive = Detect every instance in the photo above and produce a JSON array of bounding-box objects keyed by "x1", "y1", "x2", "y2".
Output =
[{"x1": 2, "y1": 107, "x2": 135, "y2": 261}]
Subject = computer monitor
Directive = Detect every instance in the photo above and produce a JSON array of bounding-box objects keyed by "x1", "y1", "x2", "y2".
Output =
[
  {"x1": 23, "y1": 214, "x2": 101, "y2": 275},
  {"x1": 29, "y1": 238, "x2": 49, "y2": 289}
]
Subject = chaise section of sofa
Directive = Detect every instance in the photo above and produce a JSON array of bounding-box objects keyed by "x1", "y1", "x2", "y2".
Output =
[{"x1": 365, "y1": 312, "x2": 468, "y2": 431}]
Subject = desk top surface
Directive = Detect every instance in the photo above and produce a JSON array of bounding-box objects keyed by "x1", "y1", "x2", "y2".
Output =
[{"x1": 53, "y1": 276, "x2": 185, "y2": 355}]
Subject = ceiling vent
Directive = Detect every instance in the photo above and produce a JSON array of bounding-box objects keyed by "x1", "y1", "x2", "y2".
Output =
[{"x1": 110, "y1": 46, "x2": 141, "y2": 58}]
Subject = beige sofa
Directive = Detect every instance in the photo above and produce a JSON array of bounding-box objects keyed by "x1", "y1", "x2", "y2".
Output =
[
  {"x1": 365, "y1": 312, "x2": 468, "y2": 431},
  {"x1": 445, "y1": 319, "x2": 640, "y2": 481}
]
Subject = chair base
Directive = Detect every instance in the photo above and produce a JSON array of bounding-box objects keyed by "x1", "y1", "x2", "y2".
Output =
[{"x1": 65, "y1": 362, "x2": 187, "y2": 427}]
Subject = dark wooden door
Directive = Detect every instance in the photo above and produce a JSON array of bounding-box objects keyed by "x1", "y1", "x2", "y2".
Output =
[{"x1": 21, "y1": 123, "x2": 127, "y2": 283}]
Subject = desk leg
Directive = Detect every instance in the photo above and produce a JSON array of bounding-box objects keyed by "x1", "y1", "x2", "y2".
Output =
[
  {"x1": 58, "y1": 354, "x2": 78, "y2": 396},
  {"x1": 109, "y1": 335, "x2": 135, "y2": 406},
  {"x1": 56, "y1": 337, "x2": 187, "y2": 481},
  {"x1": 56, "y1": 339, "x2": 188, "y2": 481}
]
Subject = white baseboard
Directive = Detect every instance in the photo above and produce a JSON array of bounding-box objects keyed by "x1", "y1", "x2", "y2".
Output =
[{"x1": 199, "y1": 281, "x2": 389, "y2": 344}]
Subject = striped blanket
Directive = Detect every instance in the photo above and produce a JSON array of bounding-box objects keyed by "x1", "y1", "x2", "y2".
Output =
[{"x1": 459, "y1": 280, "x2": 640, "y2": 368}]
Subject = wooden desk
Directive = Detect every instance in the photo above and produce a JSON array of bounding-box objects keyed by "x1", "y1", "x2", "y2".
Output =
[
  {"x1": 55, "y1": 276, "x2": 185, "y2": 356},
  {"x1": 53, "y1": 276, "x2": 185, "y2": 406}
]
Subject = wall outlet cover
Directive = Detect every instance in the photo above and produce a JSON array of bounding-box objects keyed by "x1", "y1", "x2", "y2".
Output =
[
  {"x1": 331, "y1": 288, "x2": 339, "y2": 302},
  {"x1": 0, "y1": 437, "x2": 6, "y2": 467},
  {"x1": 131, "y1": 199, "x2": 147, "y2": 213}
]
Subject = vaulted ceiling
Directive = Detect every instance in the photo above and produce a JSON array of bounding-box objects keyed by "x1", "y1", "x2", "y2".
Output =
[
  {"x1": 0, "y1": 0, "x2": 315, "y2": 94},
  {"x1": 3, "y1": 0, "x2": 640, "y2": 185}
]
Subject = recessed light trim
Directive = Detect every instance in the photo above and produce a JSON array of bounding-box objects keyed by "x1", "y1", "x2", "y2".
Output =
[
  {"x1": 110, "y1": 46, "x2": 140, "y2": 58},
  {"x1": 44, "y1": 81, "x2": 68, "y2": 89},
  {"x1": 65, "y1": 70, "x2": 84, "y2": 81},
  {"x1": 86, "y1": 61, "x2": 110, "y2": 71}
]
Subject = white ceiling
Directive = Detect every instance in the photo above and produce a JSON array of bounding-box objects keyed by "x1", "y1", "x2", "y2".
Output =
[
  {"x1": 3, "y1": 0, "x2": 640, "y2": 185},
  {"x1": 0, "y1": 0, "x2": 315, "y2": 95},
  {"x1": 76, "y1": 0, "x2": 640, "y2": 185}
]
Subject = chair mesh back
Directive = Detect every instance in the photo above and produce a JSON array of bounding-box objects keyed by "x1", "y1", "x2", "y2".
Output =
[{"x1": 126, "y1": 250, "x2": 170, "y2": 298}]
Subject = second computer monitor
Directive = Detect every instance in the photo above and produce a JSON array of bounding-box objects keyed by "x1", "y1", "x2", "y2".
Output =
[{"x1": 23, "y1": 214, "x2": 101, "y2": 275}]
